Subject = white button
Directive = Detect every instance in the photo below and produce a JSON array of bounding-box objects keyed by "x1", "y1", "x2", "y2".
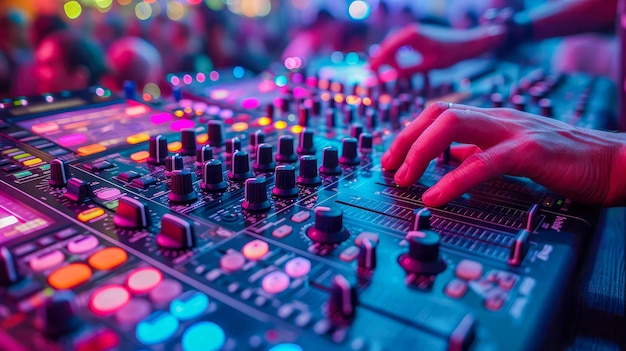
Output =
[
  {"x1": 220, "y1": 252, "x2": 245, "y2": 272},
  {"x1": 262, "y1": 271, "x2": 290, "y2": 294},
  {"x1": 339, "y1": 246, "x2": 359, "y2": 262},
  {"x1": 290, "y1": 211, "x2": 311, "y2": 223},
  {"x1": 272, "y1": 224, "x2": 293, "y2": 238},
  {"x1": 67, "y1": 235, "x2": 99, "y2": 254},
  {"x1": 30, "y1": 250, "x2": 64, "y2": 271},
  {"x1": 284, "y1": 257, "x2": 311, "y2": 278}
]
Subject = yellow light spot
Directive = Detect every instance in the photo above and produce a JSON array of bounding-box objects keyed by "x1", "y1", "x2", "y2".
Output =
[
  {"x1": 257, "y1": 117, "x2": 271, "y2": 126},
  {"x1": 362, "y1": 97, "x2": 372, "y2": 106},
  {"x1": 78, "y1": 144, "x2": 106, "y2": 156},
  {"x1": 135, "y1": 2, "x2": 152, "y2": 20},
  {"x1": 290, "y1": 125, "x2": 303, "y2": 134},
  {"x1": 274, "y1": 121, "x2": 288, "y2": 130},
  {"x1": 126, "y1": 133, "x2": 150, "y2": 145},
  {"x1": 232, "y1": 122, "x2": 249, "y2": 132},
  {"x1": 174, "y1": 110, "x2": 185, "y2": 118},
  {"x1": 346, "y1": 95, "x2": 361, "y2": 105},
  {"x1": 64, "y1": 1, "x2": 82, "y2": 20},
  {"x1": 168, "y1": 142, "x2": 182, "y2": 152},
  {"x1": 78, "y1": 208, "x2": 105, "y2": 222},
  {"x1": 130, "y1": 151, "x2": 150, "y2": 162},
  {"x1": 23, "y1": 158, "x2": 43, "y2": 167},
  {"x1": 118, "y1": 0, "x2": 132, "y2": 5},
  {"x1": 334, "y1": 94, "x2": 344, "y2": 104},
  {"x1": 196, "y1": 133, "x2": 208, "y2": 144},
  {"x1": 166, "y1": 1, "x2": 185, "y2": 21}
]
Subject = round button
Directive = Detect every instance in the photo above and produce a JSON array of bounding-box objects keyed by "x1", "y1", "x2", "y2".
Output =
[
  {"x1": 149, "y1": 279, "x2": 183, "y2": 308},
  {"x1": 115, "y1": 298, "x2": 151, "y2": 325},
  {"x1": 262, "y1": 271, "x2": 290, "y2": 294},
  {"x1": 170, "y1": 291, "x2": 209, "y2": 321},
  {"x1": 48, "y1": 263, "x2": 92, "y2": 290},
  {"x1": 269, "y1": 344, "x2": 303, "y2": 351},
  {"x1": 220, "y1": 252, "x2": 245, "y2": 272},
  {"x1": 90, "y1": 285, "x2": 131, "y2": 315},
  {"x1": 96, "y1": 188, "x2": 122, "y2": 201},
  {"x1": 67, "y1": 235, "x2": 99, "y2": 254},
  {"x1": 242, "y1": 240, "x2": 269, "y2": 260},
  {"x1": 182, "y1": 321, "x2": 225, "y2": 351},
  {"x1": 127, "y1": 267, "x2": 163, "y2": 295},
  {"x1": 136, "y1": 311, "x2": 179, "y2": 345},
  {"x1": 88, "y1": 247, "x2": 128, "y2": 270},
  {"x1": 284, "y1": 257, "x2": 311, "y2": 278},
  {"x1": 30, "y1": 250, "x2": 64, "y2": 272}
]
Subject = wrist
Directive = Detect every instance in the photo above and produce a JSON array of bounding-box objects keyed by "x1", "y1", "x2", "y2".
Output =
[{"x1": 480, "y1": 7, "x2": 534, "y2": 54}]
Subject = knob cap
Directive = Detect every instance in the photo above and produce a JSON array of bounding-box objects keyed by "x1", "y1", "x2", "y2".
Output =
[
  {"x1": 296, "y1": 129, "x2": 316, "y2": 155},
  {"x1": 306, "y1": 206, "x2": 349, "y2": 244},
  {"x1": 327, "y1": 275, "x2": 358, "y2": 325},
  {"x1": 114, "y1": 196, "x2": 149, "y2": 229},
  {"x1": 225, "y1": 137, "x2": 241, "y2": 163},
  {"x1": 339, "y1": 138, "x2": 360, "y2": 166},
  {"x1": 36, "y1": 291, "x2": 80, "y2": 337},
  {"x1": 276, "y1": 135, "x2": 297, "y2": 163},
  {"x1": 253, "y1": 143, "x2": 276, "y2": 173},
  {"x1": 357, "y1": 238, "x2": 377, "y2": 271},
  {"x1": 248, "y1": 130, "x2": 265, "y2": 155},
  {"x1": 411, "y1": 208, "x2": 431, "y2": 231},
  {"x1": 398, "y1": 230, "x2": 446, "y2": 275},
  {"x1": 157, "y1": 213, "x2": 195, "y2": 249},
  {"x1": 342, "y1": 105, "x2": 354, "y2": 125},
  {"x1": 297, "y1": 155, "x2": 321, "y2": 186},
  {"x1": 242, "y1": 177, "x2": 271, "y2": 212},
  {"x1": 319, "y1": 146, "x2": 342, "y2": 175},
  {"x1": 512, "y1": 94, "x2": 526, "y2": 111},
  {"x1": 0, "y1": 247, "x2": 20, "y2": 286},
  {"x1": 365, "y1": 109, "x2": 377, "y2": 130},
  {"x1": 195, "y1": 145, "x2": 213, "y2": 166},
  {"x1": 49, "y1": 159, "x2": 71, "y2": 187},
  {"x1": 201, "y1": 159, "x2": 227, "y2": 192},
  {"x1": 349, "y1": 123, "x2": 363, "y2": 139},
  {"x1": 180, "y1": 129, "x2": 197, "y2": 156},
  {"x1": 207, "y1": 120, "x2": 225, "y2": 147},
  {"x1": 165, "y1": 153, "x2": 184, "y2": 176},
  {"x1": 265, "y1": 104, "x2": 275, "y2": 121},
  {"x1": 168, "y1": 170, "x2": 197, "y2": 203},
  {"x1": 272, "y1": 165, "x2": 298, "y2": 197},
  {"x1": 64, "y1": 178, "x2": 90, "y2": 203},
  {"x1": 298, "y1": 105, "x2": 310, "y2": 127},
  {"x1": 358, "y1": 133, "x2": 373, "y2": 154},
  {"x1": 228, "y1": 150, "x2": 252, "y2": 181},
  {"x1": 539, "y1": 98, "x2": 553, "y2": 117},
  {"x1": 148, "y1": 135, "x2": 168, "y2": 165},
  {"x1": 325, "y1": 109, "x2": 336, "y2": 128}
]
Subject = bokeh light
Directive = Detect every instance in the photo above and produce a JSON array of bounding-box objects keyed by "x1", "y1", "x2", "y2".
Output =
[
  {"x1": 64, "y1": 1, "x2": 82, "y2": 20},
  {"x1": 117, "y1": 0, "x2": 132, "y2": 5},
  {"x1": 167, "y1": 1, "x2": 185, "y2": 21},
  {"x1": 144, "y1": 83, "x2": 161, "y2": 99},
  {"x1": 95, "y1": 0, "x2": 113, "y2": 9},
  {"x1": 233, "y1": 66, "x2": 245, "y2": 78},
  {"x1": 135, "y1": 2, "x2": 152, "y2": 20},
  {"x1": 348, "y1": 1, "x2": 370, "y2": 20},
  {"x1": 205, "y1": 0, "x2": 225, "y2": 10}
]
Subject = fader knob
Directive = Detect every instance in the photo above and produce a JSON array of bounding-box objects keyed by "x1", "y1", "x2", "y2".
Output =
[
  {"x1": 298, "y1": 105, "x2": 310, "y2": 126},
  {"x1": 339, "y1": 138, "x2": 360, "y2": 166},
  {"x1": 168, "y1": 170, "x2": 197, "y2": 203},
  {"x1": 357, "y1": 238, "x2": 377, "y2": 271},
  {"x1": 265, "y1": 104, "x2": 275, "y2": 121},
  {"x1": 411, "y1": 208, "x2": 432, "y2": 231},
  {"x1": 156, "y1": 213, "x2": 195, "y2": 250},
  {"x1": 147, "y1": 135, "x2": 168, "y2": 165},
  {"x1": 306, "y1": 206, "x2": 350, "y2": 244},
  {"x1": 195, "y1": 145, "x2": 213, "y2": 166},
  {"x1": 201, "y1": 159, "x2": 227, "y2": 192},
  {"x1": 165, "y1": 153, "x2": 184, "y2": 176},
  {"x1": 253, "y1": 143, "x2": 276, "y2": 173},
  {"x1": 365, "y1": 109, "x2": 377, "y2": 130},
  {"x1": 325, "y1": 109, "x2": 336, "y2": 128},
  {"x1": 114, "y1": 196, "x2": 150, "y2": 229},
  {"x1": 64, "y1": 178, "x2": 90, "y2": 203},
  {"x1": 229, "y1": 150, "x2": 253, "y2": 181},
  {"x1": 358, "y1": 133, "x2": 373, "y2": 154},
  {"x1": 398, "y1": 230, "x2": 446, "y2": 275},
  {"x1": 512, "y1": 95, "x2": 526, "y2": 111},
  {"x1": 36, "y1": 291, "x2": 80, "y2": 337},
  {"x1": 272, "y1": 165, "x2": 298, "y2": 197},
  {"x1": 276, "y1": 135, "x2": 297, "y2": 163},
  {"x1": 242, "y1": 177, "x2": 271, "y2": 212},
  {"x1": 296, "y1": 128, "x2": 315, "y2": 155},
  {"x1": 297, "y1": 155, "x2": 321, "y2": 186},
  {"x1": 343, "y1": 105, "x2": 354, "y2": 124},
  {"x1": 327, "y1": 275, "x2": 358, "y2": 325},
  {"x1": 180, "y1": 129, "x2": 197, "y2": 156},
  {"x1": 349, "y1": 123, "x2": 363, "y2": 139},
  {"x1": 49, "y1": 159, "x2": 71, "y2": 187},
  {"x1": 207, "y1": 120, "x2": 225, "y2": 147},
  {"x1": 319, "y1": 146, "x2": 342, "y2": 176},
  {"x1": 0, "y1": 247, "x2": 20, "y2": 286}
]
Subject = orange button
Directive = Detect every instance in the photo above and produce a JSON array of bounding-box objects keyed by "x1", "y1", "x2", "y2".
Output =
[
  {"x1": 168, "y1": 142, "x2": 182, "y2": 152},
  {"x1": 48, "y1": 263, "x2": 92, "y2": 289},
  {"x1": 23, "y1": 158, "x2": 43, "y2": 166},
  {"x1": 231, "y1": 122, "x2": 248, "y2": 132},
  {"x1": 196, "y1": 133, "x2": 208, "y2": 144},
  {"x1": 88, "y1": 247, "x2": 128, "y2": 270},
  {"x1": 78, "y1": 208, "x2": 105, "y2": 222},
  {"x1": 78, "y1": 144, "x2": 107, "y2": 156},
  {"x1": 126, "y1": 133, "x2": 150, "y2": 145},
  {"x1": 130, "y1": 151, "x2": 150, "y2": 162}
]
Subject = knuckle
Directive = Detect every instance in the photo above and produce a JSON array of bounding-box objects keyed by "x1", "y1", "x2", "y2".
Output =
[
  {"x1": 438, "y1": 110, "x2": 461, "y2": 125},
  {"x1": 464, "y1": 152, "x2": 493, "y2": 169}
]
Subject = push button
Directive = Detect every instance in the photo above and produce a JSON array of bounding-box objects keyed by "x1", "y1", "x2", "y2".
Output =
[
  {"x1": 136, "y1": 311, "x2": 179, "y2": 345},
  {"x1": 182, "y1": 322, "x2": 225, "y2": 351},
  {"x1": 67, "y1": 235, "x2": 99, "y2": 254},
  {"x1": 48, "y1": 263, "x2": 92, "y2": 289},
  {"x1": 30, "y1": 250, "x2": 64, "y2": 272},
  {"x1": 262, "y1": 271, "x2": 290, "y2": 294},
  {"x1": 88, "y1": 247, "x2": 128, "y2": 270},
  {"x1": 170, "y1": 291, "x2": 209, "y2": 321}
]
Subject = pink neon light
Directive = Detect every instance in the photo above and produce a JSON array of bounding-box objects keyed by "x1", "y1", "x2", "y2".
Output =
[
  {"x1": 170, "y1": 119, "x2": 195, "y2": 131},
  {"x1": 150, "y1": 113, "x2": 173, "y2": 124},
  {"x1": 241, "y1": 98, "x2": 259, "y2": 109},
  {"x1": 293, "y1": 87, "x2": 309, "y2": 99},
  {"x1": 59, "y1": 133, "x2": 88, "y2": 147}
]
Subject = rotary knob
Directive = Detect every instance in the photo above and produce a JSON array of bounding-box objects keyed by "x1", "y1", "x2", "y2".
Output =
[
  {"x1": 248, "y1": 130, "x2": 265, "y2": 155},
  {"x1": 325, "y1": 109, "x2": 336, "y2": 128},
  {"x1": 225, "y1": 137, "x2": 241, "y2": 163},
  {"x1": 242, "y1": 177, "x2": 271, "y2": 212},
  {"x1": 114, "y1": 196, "x2": 150, "y2": 229},
  {"x1": 253, "y1": 143, "x2": 276, "y2": 173},
  {"x1": 276, "y1": 135, "x2": 297, "y2": 163},
  {"x1": 49, "y1": 159, "x2": 71, "y2": 187},
  {"x1": 147, "y1": 135, "x2": 168, "y2": 165},
  {"x1": 272, "y1": 165, "x2": 298, "y2": 197},
  {"x1": 306, "y1": 206, "x2": 350, "y2": 244},
  {"x1": 319, "y1": 146, "x2": 342, "y2": 176},
  {"x1": 228, "y1": 150, "x2": 252, "y2": 181},
  {"x1": 165, "y1": 153, "x2": 184, "y2": 176},
  {"x1": 398, "y1": 230, "x2": 446, "y2": 276},
  {"x1": 298, "y1": 105, "x2": 310, "y2": 127},
  {"x1": 0, "y1": 247, "x2": 20, "y2": 286},
  {"x1": 36, "y1": 291, "x2": 80, "y2": 337},
  {"x1": 64, "y1": 178, "x2": 91, "y2": 203},
  {"x1": 168, "y1": 169, "x2": 197, "y2": 203},
  {"x1": 358, "y1": 133, "x2": 373, "y2": 154},
  {"x1": 180, "y1": 128, "x2": 197, "y2": 156},
  {"x1": 339, "y1": 138, "x2": 360, "y2": 166},
  {"x1": 349, "y1": 123, "x2": 363, "y2": 139},
  {"x1": 207, "y1": 120, "x2": 225, "y2": 147},
  {"x1": 411, "y1": 208, "x2": 432, "y2": 231},
  {"x1": 365, "y1": 109, "x2": 377, "y2": 130},
  {"x1": 297, "y1": 155, "x2": 321, "y2": 186},
  {"x1": 195, "y1": 145, "x2": 213, "y2": 166},
  {"x1": 201, "y1": 159, "x2": 227, "y2": 192},
  {"x1": 297, "y1": 128, "x2": 316, "y2": 155},
  {"x1": 342, "y1": 105, "x2": 354, "y2": 125},
  {"x1": 156, "y1": 214, "x2": 195, "y2": 250},
  {"x1": 327, "y1": 275, "x2": 358, "y2": 325}
]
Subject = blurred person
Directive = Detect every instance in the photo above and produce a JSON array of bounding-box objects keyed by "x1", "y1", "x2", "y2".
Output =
[
  {"x1": 281, "y1": 9, "x2": 348, "y2": 60},
  {"x1": 101, "y1": 37, "x2": 163, "y2": 93},
  {"x1": 30, "y1": 15, "x2": 69, "y2": 48}
]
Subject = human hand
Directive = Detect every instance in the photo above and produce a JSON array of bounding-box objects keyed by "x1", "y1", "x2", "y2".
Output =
[{"x1": 381, "y1": 102, "x2": 626, "y2": 207}]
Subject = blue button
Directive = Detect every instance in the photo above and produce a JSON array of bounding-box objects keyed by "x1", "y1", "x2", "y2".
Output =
[
  {"x1": 136, "y1": 311, "x2": 179, "y2": 345},
  {"x1": 182, "y1": 321, "x2": 225, "y2": 351},
  {"x1": 269, "y1": 344, "x2": 303, "y2": 351},
  {"x1": 170, "y1": 290, "x2": 209, "y2": 321}
]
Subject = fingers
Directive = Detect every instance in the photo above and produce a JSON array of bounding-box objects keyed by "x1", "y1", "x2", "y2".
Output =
[
  {"x1": 449, "y1": 144, "x2": 482, "y2": 163},
  {"x1": 370, "y1": 24, "x2": 419, "y2": 72}
]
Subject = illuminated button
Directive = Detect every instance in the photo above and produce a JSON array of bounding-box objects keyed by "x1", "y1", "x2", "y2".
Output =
[
  {"x1": 444, "y1": 279, "x2": 468, "y2": 299},
  {"x1": 149, "y1": 279, "x2": 183, "y2": 307},
  {"x1": 182, "y1": 322, "x2": 225, "y2": 351},
  {"x1": 11, "y1": 170, "x2": 32, "y2": 179},
  {"x1": 23, "y1": 158, "x2": 43, "y2": 166},
  {"x1": 220, "y1": 252, "x2": 245, "y2": 272},
  {"x1": 130, "y1": 151, "x2": 150, "y2": 162},
  {"x1": 257, "y1": 117, "x2": 271, "y2": 126},
  {"x1": 29, "y1": 250, "x2": 64, "y2": 271},
  {"x1": 75, "y1": 328, "x2": 120, "y2": 351},
  {"x1": 242, "y1": 240, "x2": 269, "y2": 260},
  {"x1": 77, "y1": 144, "x2": 107, "y2": 156},
  {"x1": 274, "y1": 121, "x2": 287, "y2": 130},
  {"x1": 290, "y1": 211, "x2": 310, "y2": 223},
  {"x1": 231, "y1": 121, "x2": 248, "y2": 132},
  {"x1": 272, "y1": 224, "x2": 293, "y2": 238},
  {"x1": 262, "y1": 271, "x2": 290, "y2": 294},
  {"x1": 2, "y1": 148, "x2": 19, "y2": 155},
  {"x1": 127, "y1": 267, "x2": 163, "y2": 294},
  {"x1": 136, "y1": 311, "x2": 179, "y2": 345},
  {"x1": 269, "y1": 344, "x2": 303, "y2": 351},
  {"x1": 78, "y1": 208, "x2": 106, "y2": 222},
  {"x1": 170, "y1": 290, "x2": 209, "y2": 321},
  {"x1": 116, "y1": 298, "x2": 151, "y2": 325},
  {"x1": 67, "y1": 235, "x2": 99, "y2": 254},
  {"x1": 168, "y1": 142, "x2": 182, "y2": 152},
  {"x1": 90, "y1": 284, "x2": 131, "y2": 315},
  {"x1": 196, "y1": 133, "x2": 208, "y2": 144},
  {"x1": 126, "y1": 133, "x2": 150, "y2": 145},
  {"x1": 13, "y1": 153, "x2": 31, "y2": 160},
  {"x1": 48, "y1": 263, "x2": 92, "y2": 289},
  {"x1": 96, "y1": 188, "x2": 121, "y2": 201},
  {"x1": 88, "y1": 247, "x2": 128, "y2": 270},
  {"x1": 284, "y1": 257, "x2": 311, "y2": 278},
  {"x1": 455, "y1": 259, "x2": 483, "y2": 281}
]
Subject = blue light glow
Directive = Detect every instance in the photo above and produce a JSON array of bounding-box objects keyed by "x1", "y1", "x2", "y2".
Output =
[
  {"x1": 136, "y1": 311, "x2": 179, "y2": 345},
  {"x1": 182, "y1": 322, "x2": 226, "y2": 351},
  {"x1": 169, "y1": 291, "x2": 209, "y2": 321}
]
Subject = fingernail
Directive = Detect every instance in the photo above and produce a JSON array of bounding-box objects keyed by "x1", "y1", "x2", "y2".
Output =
[
  {"x1": 395, "y1": 163, "x2": 409, "y2": 182},
  {"x1": 422, "y1": 187, "x2": 441, "y2": 205}
]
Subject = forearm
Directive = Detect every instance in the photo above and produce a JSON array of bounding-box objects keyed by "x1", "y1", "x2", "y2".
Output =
[{"x1": 609, "y1": 132, "x2": 626, "y2": 206}]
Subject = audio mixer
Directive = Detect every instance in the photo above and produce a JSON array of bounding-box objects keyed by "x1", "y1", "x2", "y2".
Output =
[{"x1": 0, "y1": 56, "x2": 615, "y2": 351}]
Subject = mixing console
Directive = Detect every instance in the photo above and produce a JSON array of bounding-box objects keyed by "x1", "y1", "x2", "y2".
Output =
[{"x1": 0, "y1": 56, "x2": 615, "y2": 351}]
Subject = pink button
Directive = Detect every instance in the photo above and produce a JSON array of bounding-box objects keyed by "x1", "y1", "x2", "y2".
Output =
[
  {"x1": 90, "y1": 285, "x2": 131, "y2": 315},
  {"x1": 30, "y1": 250, "x2": 64, "y2": 271},
  {"x1": 220, "y1": 252, "x2": 245, "y2": 272},
  {"x1": 455, "y1": 259, "x2": 483, "y2": 281},
  {"x1": 284, "y1": 257, "x2": 311, "y2": 278},
  {"x1": 127, "y1": 267, "x2": 163, "y2": 295},
  {"x1": 242, "y1": 240, "x2": 269, "y2": 260},
  {"x1": 262, "y1": 271, "x2": 290, "y2": 294},
  {"x1": 149, "y1": 279, "x2": 183, "y2": 307},
  {"x1": 67, "y1": 235, "x2": 99, "y2": 254},
  {"x1": 115, "y1": 298, "x2": 151, "y2": 325},
  {"x1": 96, "y1": 188, "x2": 121, "y2": 201},
  {"x1": 445, "y1": 279, "x2": 468, "y2": 299}
]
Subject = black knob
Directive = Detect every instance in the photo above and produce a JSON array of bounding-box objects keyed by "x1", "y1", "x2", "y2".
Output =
[
  {"x1": 242, "y1": 177, "x2": 271, "y2": 212},
  {"x1": 357, "y1": 238, "x2": 377, "y2": 271},
  {"x1": 339, "y1": 138, "x2": 360, "y2": 166},
  {"x1": 114, "y1": 196, "x2": 149, "y2": 229},
  {"x1": 195, "y1": 145, "x2": 213, "y2": 166},
  {"x1": 276, "y1": 135, "x2": 297, "y2": 163},
  {"x1": 253, "y1": 143, "x2": 275, "y2": 173},
  {"x1": 539, "y1": 98, "x2": 553, "y2": 117},
  {"x1": 512, "y1": 95, "x2": 526, "y2": 111},
  {"x1": 297, "y1": 155, "x2": 321, "y2": 186},
  {"x1": 411, "y1": 208, "x2": 431, "y2": 231},
  {"x1": 398, "y1": 230, "x2": 446, "y2": 275},
  {"x1": 265, "y1": 104, "x2": 275, "y2": 121},
  {"x1": 36, "y1": 291, "x2": 80, "y2": 337},
  {"x1": 327, "y1": 275, "x2": 358, "y2": 325},
  {"x1": 228, "y1": 150, "x2": 252, "y2": 181},
  {"x1": 490, "y1": 93, "x2": 504, "y2": 108},
  {"x1": 365, "y1": 109, "x2": 377, "y2": 130},
  {"x1": 64, "y1": 178, "x2": 90, "y2": 203},
  {"x1": 156, "y1": 213, "x2": 195, "y2": 249},
  {"x1": 168, "y1": 170, "x2": 197, "y2": 203},
  {"x1": 207, "y1": 120, "x2": 225, "y2": 147},
  {"x1": 0, "y1": 247, "x2": 20, "y2": 286},
  {"x1": 350, "y1": 123, "x2": 363, "y2": 139},
  {"x1": 165, "y1": 153, "x2": 184, "y2": 176},
  {"x1": 378, "y1": 105, "x2": 390, "y2": 123},
  {"x1": 306, "y1": 206, "x2": 350, "y2": 244},
  {"x1": 342, "y1": 105, "x2": 354, "y2": 125},
  {"x1": 49, "y1": 159, "x2": 71, "y2": 187},
  {"x1": 272, "y1": 165, "x2": 298, "y2": 197},
  {"x1": 148, "y1": 135, "x2": 168, "y2": 165},
  {"x1": 325, "y1": 109, "x2": 336, "y2": 128},
  {"x1": 319, "y1": 146, "x2": 342, "y2": 175},
  {"x1": 358, "y1": 133, "x2": 373, "y2": 154},
  {"x1": 296, "y1": 129, "x2": 315, "y2": 155},
  {"x1": 298, "y1": 105, "x2": 310, "y2": 126},
  {"x1": 312, "y1": 98, "x2": 321, "y2": 116},
  {"x1": 201, "y1": 159, "x2": 227, "y2": 192},
  {"x1": 248, "y1": 130, "x2": 265, "y2": 155},
  {"x1": 225, "y1": 137, "x2": 241, "y2": 163},
  {"x1": 180, "y1": 129, "x2": 197, "y2": 156}
]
